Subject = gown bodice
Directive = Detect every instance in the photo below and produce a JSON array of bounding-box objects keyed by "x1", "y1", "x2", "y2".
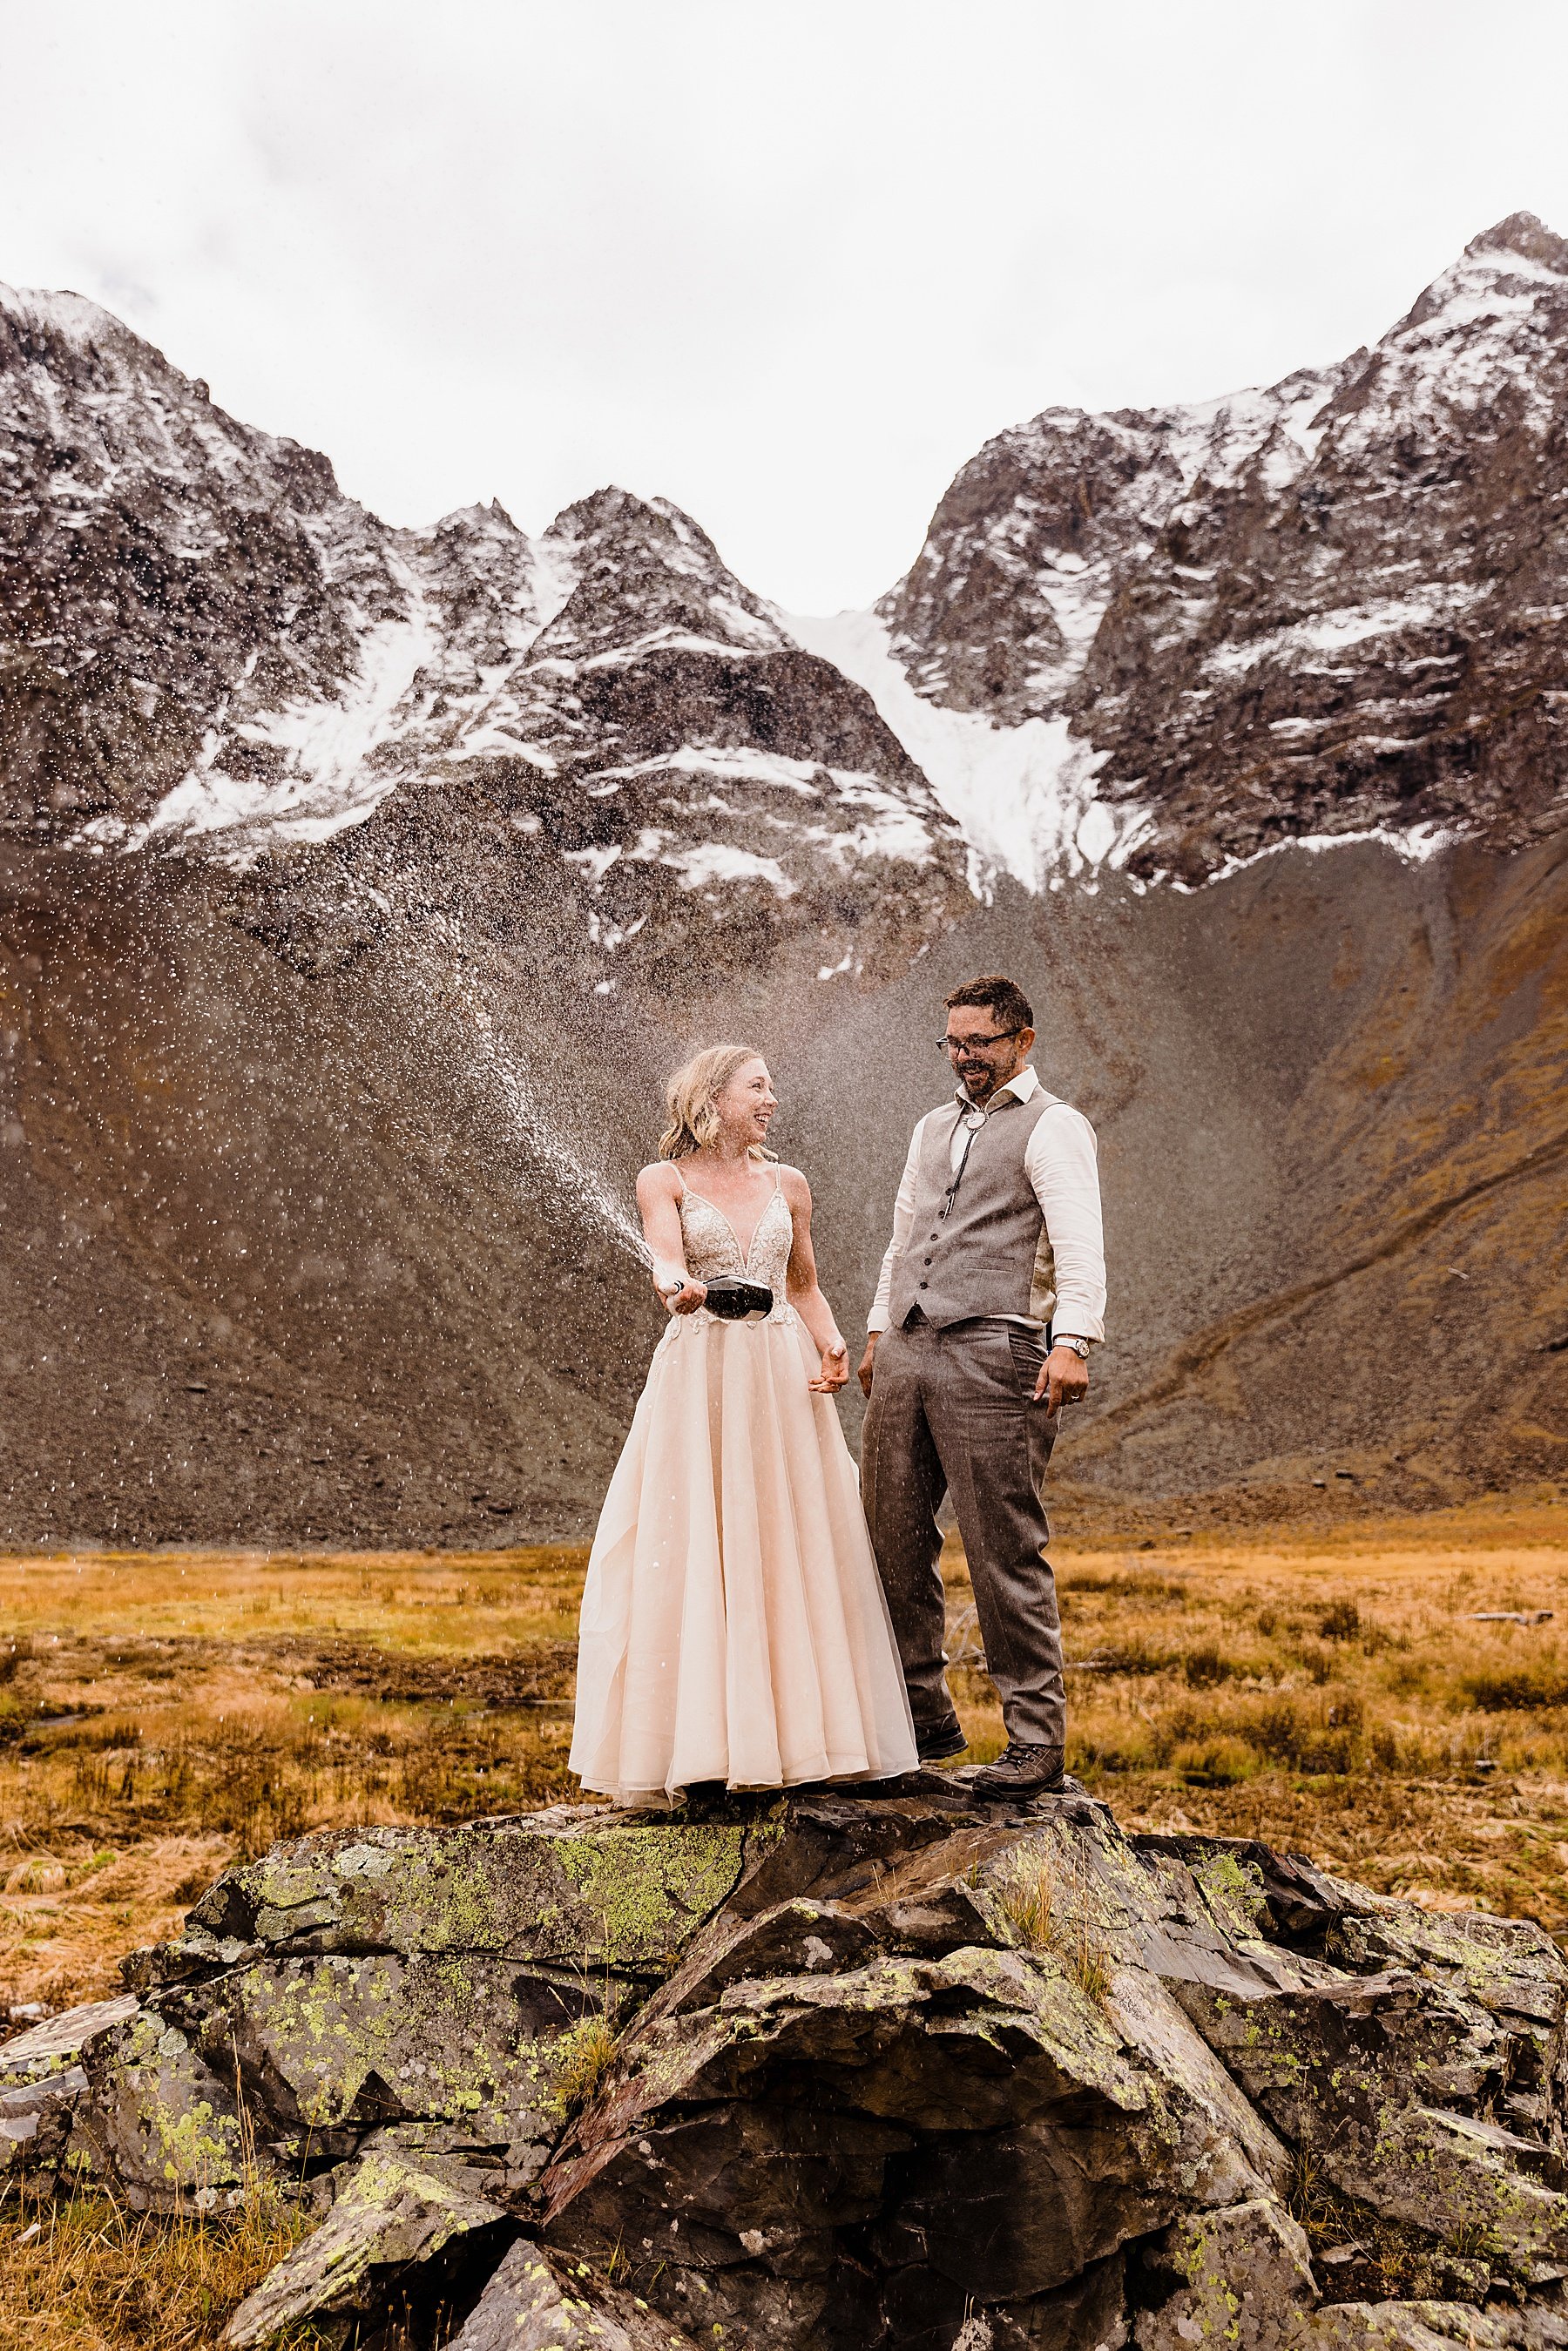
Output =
[{"x1": 677, "y1": 1172, "x2": 794, "y2": 1302}]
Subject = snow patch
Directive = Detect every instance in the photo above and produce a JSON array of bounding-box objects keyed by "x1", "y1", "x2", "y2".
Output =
[
  {"x1": 663, "y1": 843, "x2": 796, "y2": 895},
  {"x1": 569, "y1": 743, "x2": 941, "y2": 869},
  {"x1": 789, "y1": 608, "x2": 1142, "y2": 892},
  {"x1": 576, "y1": 625, "x2": 778, "y2": 670},
  {"x1": 118, "y1": 559, "x2": 440, "y2": 862},
  {"x1": 528, "y1": 531, "x2": 579, "y2": 633},
  {"x1": 564, "y1": 845, "x2": 623, "y2": 886},
  {"x1": 584, "y1": 745, "x2": 824, "y2": 797},
  {"x1": 1185, "y1": 821, "x2": 1453, "y2": 889},
  {"x1": 1204, "y1": 588, "x2": 1484, "y2": 678}
]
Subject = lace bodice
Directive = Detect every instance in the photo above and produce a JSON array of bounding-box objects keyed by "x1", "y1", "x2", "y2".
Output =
[{"x1": 677, "y1": 1172, "x2": 794, "y2": 1305}]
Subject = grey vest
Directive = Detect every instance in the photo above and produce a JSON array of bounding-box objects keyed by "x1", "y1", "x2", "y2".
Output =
[{"x1": 889, "y1": 1089, "x2": 1060, "y2": 1330}]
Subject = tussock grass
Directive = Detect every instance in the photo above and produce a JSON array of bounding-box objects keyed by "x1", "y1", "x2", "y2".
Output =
[
  {"x1": 0, "y1": 2177, "x2": 314, "y2": 2351},
  {"x1": 943, "y1": 1496, "x2": 1568, "y2": 1926},
  {"x1": 0, "y1": 1546, "x2": 582, "y2": 2014},
  {"x1": 553, "y1": 2011, "x2": 621, "y2": 2112},
  {"x1": 991, "y1": 1843, "x2": 1116, "y2": 2001}
]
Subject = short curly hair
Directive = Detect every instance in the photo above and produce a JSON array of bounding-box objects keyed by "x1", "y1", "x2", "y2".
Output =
[{"x1": 943, "y1": 974, "x2": 1034, "y2": 1033}]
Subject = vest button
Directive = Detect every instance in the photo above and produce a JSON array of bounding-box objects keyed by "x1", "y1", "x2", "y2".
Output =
[{"x1": 918, "y1": 1280, "x2": 929, "y2": 1289}]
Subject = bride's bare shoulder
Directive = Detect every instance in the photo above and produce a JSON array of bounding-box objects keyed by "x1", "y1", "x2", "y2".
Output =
[
  {"x1": 636, "y1": 1160, "x2": 683, "y2": 1200},
  {"x1": 774, "y1": 1162, "x2": 812, "y2": 1205}
]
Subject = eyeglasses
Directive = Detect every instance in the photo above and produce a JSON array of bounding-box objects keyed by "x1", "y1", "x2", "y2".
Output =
[{"x1": 937, "y1": 1029, "x2": 1021, "y2": 1057}]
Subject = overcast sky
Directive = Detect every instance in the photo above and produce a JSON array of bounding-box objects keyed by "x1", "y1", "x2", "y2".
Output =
[{"x1": 5, "y1": 2, "x2": 1568, "y2": 611}]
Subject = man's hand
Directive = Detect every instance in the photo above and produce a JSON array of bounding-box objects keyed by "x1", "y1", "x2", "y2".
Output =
[
  {"x1": 1034, "y1": 1344, "x2": 1089, "y2": 1413},
  {"x1": 858, "y1": 1333, "x2": 880, "y2": 1397}
]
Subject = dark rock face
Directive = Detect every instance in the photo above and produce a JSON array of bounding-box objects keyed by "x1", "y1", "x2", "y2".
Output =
[
  {"x1": 8, "y1": 1793, "x2": 1568, "y2": 2350},
  {"x1": 0, "y1": 289, "x2": 395, "y2": 837},
  {"x1": 0, "y1": 288, "x2": 968, "y2": 991},
  {"x1": 879, "y1": 213, "x2": 1568, "y2": 879}
]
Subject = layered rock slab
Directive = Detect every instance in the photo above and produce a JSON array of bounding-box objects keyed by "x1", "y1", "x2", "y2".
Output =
[{"x1": 4, "y1": 1790, "x2": 1568, "y2": 2351}]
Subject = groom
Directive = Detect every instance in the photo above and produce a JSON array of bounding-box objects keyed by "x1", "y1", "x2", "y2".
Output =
[{"x1": 858, "y1": 974, "x2": 1105, "y2": 1797}]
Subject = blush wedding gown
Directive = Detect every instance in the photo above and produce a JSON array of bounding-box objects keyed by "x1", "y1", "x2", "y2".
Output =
[{"x1": 569, "y1": 1169, "x2": 918, "y2": 1803}]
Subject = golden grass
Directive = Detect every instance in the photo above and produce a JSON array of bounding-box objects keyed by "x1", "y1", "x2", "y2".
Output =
[
  {"x1": 3, "y1": 1499, "x2": 1568, "y2": 2022},
  {"x1": 0, "y1": 1546, "x2": 584, "y2": 2014},
  {"x1": 990, "y1": 1841, "x2": 1115, "y2": 2001},
  {"x1": 943, "y1": 1493, "x2": 1568, "y2": 1924},
  {"x1": 551, "y1": 2011, "x2": 622, "y2": 2112},
  {"x1": 0, "y1": 2176, "x2": 314, "y2": 2351},
  {"x1": 3, "y1": 1503, "x2": 1568, "y2": 2346}
]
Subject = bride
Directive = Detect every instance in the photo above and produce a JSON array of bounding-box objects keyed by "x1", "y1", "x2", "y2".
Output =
[{"x1": 569, "y1": 1044, "x2": 918, "y2": 1803}]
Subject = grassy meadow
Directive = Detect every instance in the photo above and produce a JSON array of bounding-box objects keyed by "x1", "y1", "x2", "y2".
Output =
[
  {"x1": 4, "y1": 1499, "x2": 1568, "y2": 2348},
  {"x1": 4, "y1": 1500, "x2": 1568, "y2": 2018}
]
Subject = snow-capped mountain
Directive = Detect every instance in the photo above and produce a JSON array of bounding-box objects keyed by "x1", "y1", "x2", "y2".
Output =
[
  {"x1": 5, "y1": 216, "x2": 1567, "y2": 922},
  {"x1": 2, "y1": 218, "x2": 1565, "y2": 1550},
  {"x1": 804, "y1": 212, "x2": 1568, "y2": 887},
  {"x1": 0, "y1": 286, "x2": 969, "y2": 984}
]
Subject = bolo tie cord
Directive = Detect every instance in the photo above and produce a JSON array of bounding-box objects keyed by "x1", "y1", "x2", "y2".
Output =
[{"x1": 939, "y1": 1105, "x2": 990, "y2": 1219}]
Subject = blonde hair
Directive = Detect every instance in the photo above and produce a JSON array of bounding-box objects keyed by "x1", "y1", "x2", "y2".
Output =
[{"x1": 659, "y1": 1044, "x2": 778, "y2": 1162}]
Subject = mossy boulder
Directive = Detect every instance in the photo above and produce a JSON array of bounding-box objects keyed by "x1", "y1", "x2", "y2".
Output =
[
  {"x1": 179, "y1": 1808, "x2": 753, "y2": 1972},
  {"x1": 6, "y1": 1788, "x2": 1568, "y2": 2350}
]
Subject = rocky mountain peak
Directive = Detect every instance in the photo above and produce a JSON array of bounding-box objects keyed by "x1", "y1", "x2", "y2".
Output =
[
  {"x1": 1463, "y1": 207, "x2": 1568, "y2": 268},
  {"x1": 2, "y1": 279, "x2": 179, "y2": 397},
  {"x1": 1349, "y1": 211, "x2": 1568, "y2": 442},
  {"x1": 531, "y1": 483, "x2": 789, "y2": 667},
  {"x1": 0, "y1": 278, "x2": 349, "y2": 516},
  {"x1": 868, "y1": 215, "x2": 1568, "y2": 881},
  {"x1": 0, "y1": 293, "x2": 969, "y2": 983},
  {"x1": 1, "y1": 276, "x2": 399, "y2": 842}
]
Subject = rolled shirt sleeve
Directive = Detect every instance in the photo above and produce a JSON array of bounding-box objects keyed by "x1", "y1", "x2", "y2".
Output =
[
  {"x1": 866, "y1": 1118, "x2": 927, "y2": 1333},
  {"x1": 1026, "y1": 1105, "x2": 1106, "y2": 1343}
]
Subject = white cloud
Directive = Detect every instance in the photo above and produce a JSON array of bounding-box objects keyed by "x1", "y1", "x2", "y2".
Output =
[{"x1": 3, "y1": 0, "x2": 1568, "y2": 609}]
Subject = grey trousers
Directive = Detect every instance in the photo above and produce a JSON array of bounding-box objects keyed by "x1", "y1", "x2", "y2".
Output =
[{"x1": 861, "y1": 1315, "x2": 1065, "y2": 1747}]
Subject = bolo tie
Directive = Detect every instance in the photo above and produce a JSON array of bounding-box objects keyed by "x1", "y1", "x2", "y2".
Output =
[{"x1": 939, "y1": 1099, "x2": 994, "y2": 1220}]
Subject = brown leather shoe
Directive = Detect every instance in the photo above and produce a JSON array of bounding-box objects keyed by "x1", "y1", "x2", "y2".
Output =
[
  {"x1": 915, "y1": 1718, "x2": 969, "y2": 1764},
  {"x1": 968, "y1": 1740, "x2": 1069, "y2": 1797}
]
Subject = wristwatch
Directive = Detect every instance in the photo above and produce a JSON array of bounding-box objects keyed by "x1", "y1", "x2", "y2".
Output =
[{"x1": 1054, "y1": 1334, "x2": 1091, "y2": 1361}]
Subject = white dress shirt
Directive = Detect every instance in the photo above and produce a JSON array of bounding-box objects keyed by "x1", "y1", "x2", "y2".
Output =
[{"x1": 868, "y1": 1064, "x2": 1106, "y2": 1342}]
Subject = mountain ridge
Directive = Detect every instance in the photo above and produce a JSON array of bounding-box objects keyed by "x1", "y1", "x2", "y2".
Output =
[
  {"x1": 1, "y1": 220, "x2": 1564, "y2": 1546},
  {"x1": 872, "y1": 209, "x2": 1568, "y2": 885},
  {"x1": 1, "y1": 283, "x2": 969, "y2": 993},
  {"x1": 8, "y1": 216, "x2": 1567, "y2": 915}
]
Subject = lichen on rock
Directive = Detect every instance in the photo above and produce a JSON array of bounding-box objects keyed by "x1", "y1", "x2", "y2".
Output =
[{"x1": 7, "y1": 1785, "x2": 1568, "y2": 2350}]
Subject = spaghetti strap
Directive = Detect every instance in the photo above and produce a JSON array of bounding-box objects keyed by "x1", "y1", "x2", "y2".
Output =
[{"x1": 671, "y1": 1163, "x2": 688, "y2": 1194}]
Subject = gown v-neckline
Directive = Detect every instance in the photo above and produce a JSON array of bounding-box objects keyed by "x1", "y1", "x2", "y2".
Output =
[{"x1": 679, "y1": 1175, "x2": 781, "y2": 1274}]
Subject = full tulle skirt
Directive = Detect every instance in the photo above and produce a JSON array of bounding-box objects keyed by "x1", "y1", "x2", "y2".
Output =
[{"x1": 570, "y1": 1310, "x2": 918, "y2": 1803}]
